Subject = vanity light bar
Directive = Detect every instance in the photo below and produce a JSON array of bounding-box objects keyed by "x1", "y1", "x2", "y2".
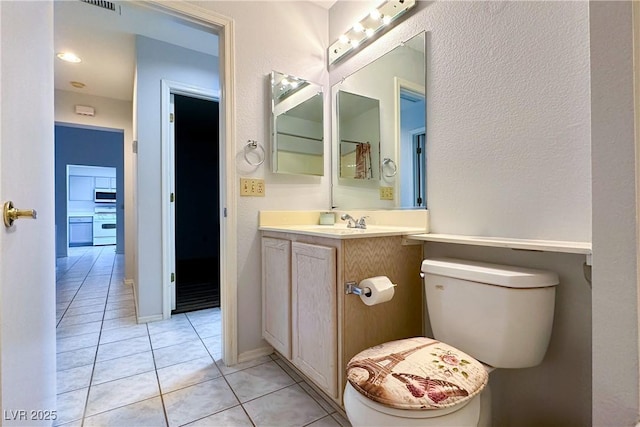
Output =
[{"x1": 328, "y1": 0, "x2": 416, "y2": 65}]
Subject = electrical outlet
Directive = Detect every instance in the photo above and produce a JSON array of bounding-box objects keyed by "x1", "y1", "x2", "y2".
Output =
[
  {"x1": 380, "y1": 186, "x2": 394, "y2": 200},
  {"x1": 255, "y1": 179, "x2": 265, "y2": 196},
  {"x1": 240, "y1": 178, "x2": 266, "y2": 197}
]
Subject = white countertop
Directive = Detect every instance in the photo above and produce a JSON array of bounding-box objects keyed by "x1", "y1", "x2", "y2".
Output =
[
  {"x1": 259, "y1": 224, "x2": 427, "y2": 239},
  {"x1": 407, "y1": 233, "x2": 592, "y2": 254}
]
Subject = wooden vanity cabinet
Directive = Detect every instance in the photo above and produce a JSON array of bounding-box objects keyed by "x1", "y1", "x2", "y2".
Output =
[
  {"x1": 261, "y1": 237, "x2": 292, "y2": 358},
  {"x1": 261, "y1": 232, "x2": 423, "y2": 406}
]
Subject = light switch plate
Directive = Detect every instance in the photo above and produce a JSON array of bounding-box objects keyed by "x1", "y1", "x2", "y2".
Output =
[{"x1": 240, "y1": 178, "x2": 265, "y2": 197}]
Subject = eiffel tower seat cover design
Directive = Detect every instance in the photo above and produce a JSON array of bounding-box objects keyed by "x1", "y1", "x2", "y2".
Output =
[{"x1": 346, "y1": 337, "x2": 488, "y2": 410}]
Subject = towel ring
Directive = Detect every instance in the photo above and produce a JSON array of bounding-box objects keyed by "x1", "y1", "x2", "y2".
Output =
[
  {"x1": 244, "y1": 140, "x2": 265, "y2": 166},
  {"x1": 382, "y1": 158, "x2": 397, "y2": 177}
]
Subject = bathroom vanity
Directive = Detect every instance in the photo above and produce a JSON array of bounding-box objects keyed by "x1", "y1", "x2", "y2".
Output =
[{"x1": 260, "y1": 219, "x2": 426, "y2": 406}]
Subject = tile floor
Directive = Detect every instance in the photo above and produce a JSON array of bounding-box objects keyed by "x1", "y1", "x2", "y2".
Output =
[{"x1": 56, "y1": 246, "x2": 351, "y2": 427}]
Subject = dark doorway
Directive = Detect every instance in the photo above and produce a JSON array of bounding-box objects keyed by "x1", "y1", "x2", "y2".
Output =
[{"x1": 173, "y1": 94, "x2": 220, "y2": 314}]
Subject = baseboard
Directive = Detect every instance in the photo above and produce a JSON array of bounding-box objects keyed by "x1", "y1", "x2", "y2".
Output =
[
  {"x1": 237, "y1": 346, "x2": 274, "y2": 364},
  {"x1": 124, "y1": 279, "x2": 134, "y2": 286},
  {"x1": 137, "y1": 314, "x2": 164, "y2": 323}
]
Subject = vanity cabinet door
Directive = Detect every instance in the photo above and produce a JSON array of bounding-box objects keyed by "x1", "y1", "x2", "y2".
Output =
[
  {"x1": 262, "y1": 237, "x2": 291, "y2": 358},
  {"x1": 291, "y1": 242, "x2": 337, "y2": 398}
]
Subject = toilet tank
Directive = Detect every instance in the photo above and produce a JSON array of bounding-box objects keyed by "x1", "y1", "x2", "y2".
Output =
[{"x1": 422, "y1": 258, "x2": 559, "y2": 369}]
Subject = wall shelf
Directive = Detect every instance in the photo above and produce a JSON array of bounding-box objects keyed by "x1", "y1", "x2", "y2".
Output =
[{"x1": 407, "y1": 233, "x2": 592, "y2": 264}]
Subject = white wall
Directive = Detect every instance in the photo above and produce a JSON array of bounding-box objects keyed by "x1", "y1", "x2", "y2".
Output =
[
  {"x1": 330, "y1": 1, "x2": 594, "y2": 425},
  {"x1": 192, "y1": 1, "x2": 330, "y2": 355},
  {"x1": 135, "y1": 35, "x2": 219, "y2": 320},
  {"x1": 55, "y1": 90, "x2": 134, "y2": 280},
  {"x1": 589, "y1": 3, "x2": 639, "y2": 426}
]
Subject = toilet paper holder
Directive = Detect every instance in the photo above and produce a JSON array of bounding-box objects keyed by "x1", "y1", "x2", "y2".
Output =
[{"x1": 345, "y1": 281, "x2": 372, "y2": 297}]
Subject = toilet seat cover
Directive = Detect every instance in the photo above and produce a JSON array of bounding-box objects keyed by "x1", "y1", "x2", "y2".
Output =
[{"x1": 346, "y1": 337, "x2": 488, "y2": 411}]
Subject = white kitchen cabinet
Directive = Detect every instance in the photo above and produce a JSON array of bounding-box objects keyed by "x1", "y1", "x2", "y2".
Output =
[
  {"x1": 261, "y1": 237, "x2": 291, "y2": 358},
  {"x1": 291, "y1": 242, "x2": 337, "y2": 398},
  {"x1": 95, "y1": 176, "x2": 116, "y2": 190},
  {"x1": 69, "y1": 176, "x2": 94, "y2": 201}
]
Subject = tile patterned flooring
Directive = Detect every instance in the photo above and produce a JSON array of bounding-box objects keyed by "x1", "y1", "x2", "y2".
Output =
[{"x1": 56, "y1": 247, "x2": 351, "y2": 427}]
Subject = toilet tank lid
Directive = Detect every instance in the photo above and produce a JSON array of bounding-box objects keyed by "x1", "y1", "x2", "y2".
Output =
[{"x1": 421, "y1": 258, "x2": 559, "y2": 288}]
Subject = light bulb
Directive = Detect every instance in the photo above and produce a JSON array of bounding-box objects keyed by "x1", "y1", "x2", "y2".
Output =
[
  {"x1": 382, "y1": 15, "x2": 392, "y2": 25},
  {"x1": 365, "y1": 28, "x2": 375, "y2": 38},
  {"x1": 370, "y1": 9, "x2": 381, "y2": 20},
  {"x1": 339, "y1": 34, "x2": 349, "y2": 44},
  {"x1": 353, "y1": 22, "x2": 364, "y2": 32},
  {"x1": 57, "y1": 52, "x2": 81, "y2": 63},
  {"x1": 351, "y1": 39, "x2": 360, "y2": 48}
]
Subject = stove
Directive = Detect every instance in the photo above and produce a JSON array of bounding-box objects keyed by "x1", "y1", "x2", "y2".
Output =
[{"x1": 93, "y1": 207, "x2": 116, "y2": 246}]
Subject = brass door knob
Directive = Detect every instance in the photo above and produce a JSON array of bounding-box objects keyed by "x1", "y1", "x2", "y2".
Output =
[{"x1": 3, "y1": 201, "x2": 37, "y2": 228}]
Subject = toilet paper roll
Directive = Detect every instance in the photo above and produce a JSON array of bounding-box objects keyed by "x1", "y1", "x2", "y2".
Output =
[{"x1": 359, "y1": 276, "x2": 395, "y2": 306}]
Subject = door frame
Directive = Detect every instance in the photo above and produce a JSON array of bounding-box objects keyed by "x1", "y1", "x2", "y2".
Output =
[
  {"x1": 150, "y1": 1, "x2": 237, "y2": 366},
  {"x1": 161, "y1": 81, "x2": 219, "y2": 315}
]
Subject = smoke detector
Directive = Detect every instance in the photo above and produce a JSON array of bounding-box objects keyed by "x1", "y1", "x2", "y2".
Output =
[{"x1": 75, "y1": 105, "x2": 95, "y2": 117}]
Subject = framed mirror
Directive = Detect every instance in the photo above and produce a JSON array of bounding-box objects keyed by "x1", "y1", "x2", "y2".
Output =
[
  {"x1": 331, "y1": 32, "x2": 425, "y2": 209},
  {"x1": 270, "y1": 71, "x2": 324, "y2": 176}
]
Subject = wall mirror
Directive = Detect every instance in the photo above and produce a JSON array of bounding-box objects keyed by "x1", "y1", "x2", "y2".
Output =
[
  {"x1": 270, "y1": 71, "x2": 324, "y2": 176},
  {"x1": 331, "y1": 32, "x2": 425, "y2": 209}
]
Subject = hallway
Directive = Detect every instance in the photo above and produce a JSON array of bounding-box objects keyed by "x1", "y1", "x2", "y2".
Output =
[{"x1": 54, "y1": 247, "x2": 349, "y2": 426}]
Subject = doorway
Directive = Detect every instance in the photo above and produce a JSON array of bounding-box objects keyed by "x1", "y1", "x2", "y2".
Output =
[
  {"x1": 54, "y1": 0, "x2": 238, "y2": 366},
  {"x1": 172, "y1": 94, "x2": 221, "y2": 314},
  {"x1": 397, "y1": 84, "x2": 426, "y2": 208},
  {"x1": 54, "y1": 124, "x2": 124, "y2": 258}
]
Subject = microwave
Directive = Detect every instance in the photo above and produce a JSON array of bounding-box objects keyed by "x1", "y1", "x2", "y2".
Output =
[{"x1": 95, "y1": 188, "x2": 116, "y2": 203}]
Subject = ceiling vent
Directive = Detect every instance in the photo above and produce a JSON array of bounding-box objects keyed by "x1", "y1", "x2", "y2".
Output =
[{"x1": 79, "y1": 0, "x2": 117, "y2": 12}]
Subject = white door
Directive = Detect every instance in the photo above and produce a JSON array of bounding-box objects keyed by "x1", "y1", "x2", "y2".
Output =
[{"x1": 0, "y1": 2, "x2": 57, "y2": 424}]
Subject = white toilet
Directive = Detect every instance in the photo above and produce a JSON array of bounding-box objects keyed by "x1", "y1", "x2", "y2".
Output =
[{"x1": 344, "y1": 257, "x2": 559, "y2": 426}]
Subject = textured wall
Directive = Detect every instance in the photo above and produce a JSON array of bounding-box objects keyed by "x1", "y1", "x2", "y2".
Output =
[
  {"x1": 332, "y1": 1, "x2": 591, "y2": 241},
  {"x1": 194, "y1": 1, "x2": 330, "y2": 356},
  {"x1": 330, "y1": 1, "x2": 593, "y2": 425}
]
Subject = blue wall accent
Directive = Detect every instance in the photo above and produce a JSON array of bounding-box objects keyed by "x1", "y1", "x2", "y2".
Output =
[{"x1": 55, "y1": 123, "x2": 124, "y2": 257}]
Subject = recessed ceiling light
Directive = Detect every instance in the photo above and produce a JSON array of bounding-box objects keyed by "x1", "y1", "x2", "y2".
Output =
[
  {"x1": 70, "y1": 81, "x2": 86, "y2": 89},
  {"x1": 57, "y1": 52, "x2": 82, "y2": 63}
]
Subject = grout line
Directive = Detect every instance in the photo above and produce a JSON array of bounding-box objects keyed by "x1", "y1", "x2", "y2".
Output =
[
  {"x1": 148, "y1": 322, "x2": 171, "y2": 427},
  {"x1": 79, "y1": 246, "x2": 116, "y2": 427}
]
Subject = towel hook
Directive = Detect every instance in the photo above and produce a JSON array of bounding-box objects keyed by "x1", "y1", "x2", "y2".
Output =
[
  {"x1": 244, "y1": 140, "x2": 265, "y2": 166},
  {"x1": 382, "y1": 158, "x2": 397, "y2": 177}
]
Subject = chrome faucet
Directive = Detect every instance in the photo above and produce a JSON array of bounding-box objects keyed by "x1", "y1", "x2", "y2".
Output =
[{"x1": 341, "y1": 213, "x2": 368, "y2": 229}]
